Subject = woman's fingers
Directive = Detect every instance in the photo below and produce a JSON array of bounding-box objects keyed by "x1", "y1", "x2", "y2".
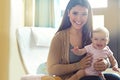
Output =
[
  {"x1": 79, "y1": 53, "x2": 92, "y2": 69},
  {"x1": 94, "y1": 58, "x2": 107, "y2": 71}
]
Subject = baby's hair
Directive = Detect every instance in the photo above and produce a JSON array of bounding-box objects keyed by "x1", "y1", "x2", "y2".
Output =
[{"x1": 93, "y1": 27, "x2": 109, "y2": 38}]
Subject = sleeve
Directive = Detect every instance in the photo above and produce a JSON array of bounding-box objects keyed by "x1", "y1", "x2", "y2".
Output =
[
  {"x1": 47, "y1": 32, "x2": 63, "y2": 74},
  {"x1": 106, "y1": 46, "x2": 113, "y2": 57},
  {"x1": 84, "y1": 45, "x2": 91, "y2": 53}
]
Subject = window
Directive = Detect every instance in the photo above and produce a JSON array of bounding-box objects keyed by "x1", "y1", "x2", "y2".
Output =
[
  {"x1": 93, "y1": 15, "x2": 104, "y2": 29},
  {"x1": 88, "y1": 0, "x2": 108, "y2": 8}
]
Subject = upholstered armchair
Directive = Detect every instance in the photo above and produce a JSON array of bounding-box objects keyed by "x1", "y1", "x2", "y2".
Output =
[{"x1": 16, "y1": 27, "x2": 57, "y2": 80}]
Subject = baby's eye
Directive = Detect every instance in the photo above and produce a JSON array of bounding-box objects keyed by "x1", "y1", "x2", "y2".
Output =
[
  {"x1": 101, "y1": 38, "x2": 106, "y2": 41},
  {"x1": 94, "y1": 38, "x2": 98, "y2": 40}
]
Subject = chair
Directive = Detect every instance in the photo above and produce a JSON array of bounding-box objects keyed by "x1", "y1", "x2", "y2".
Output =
[{"x1": 16, "y1": 27, "x2": 56, "y2": 74}]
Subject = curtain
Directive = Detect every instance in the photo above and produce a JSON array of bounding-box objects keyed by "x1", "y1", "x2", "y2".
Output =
[
  {"x1": 54, "y1": 0, "x2": 61, "y2": 28},
  {"x1": 35, "y1": 0, "x2": 55, "y2": 27},
  {"x1": 24, "y1": 0, "x2": 61, "y2": 28},
  {"x1": 24, "y1": 0, "x2": 34, "y2": 26}
]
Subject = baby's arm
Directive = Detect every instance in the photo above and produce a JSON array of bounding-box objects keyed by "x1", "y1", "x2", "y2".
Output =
[
  {"x1": 71, "y1": 47, "x2": 87, "y2": 56},
  {"x1": 108, "y1": 55, "x2": 120, "y2": 72}
]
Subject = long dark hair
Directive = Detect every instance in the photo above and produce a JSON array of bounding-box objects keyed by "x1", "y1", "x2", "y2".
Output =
[{"x1": 57, "y1": 0, "x2": 93, "y2": 47}]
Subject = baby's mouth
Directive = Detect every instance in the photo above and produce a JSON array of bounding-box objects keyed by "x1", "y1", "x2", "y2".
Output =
[{"x1": 97, "y1": 44, "x2": 103, "y2": 47}]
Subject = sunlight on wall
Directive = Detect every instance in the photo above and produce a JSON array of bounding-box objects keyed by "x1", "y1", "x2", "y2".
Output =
[
  {"x1": 88, "y1": 0, "x2": 108, "y2": 8},
  {"x1": 9, "y1": 0, "x2": 25, "y2": 80},
  {"x1": 93, "y1": 15, "x2": 104, "y2": 29}
]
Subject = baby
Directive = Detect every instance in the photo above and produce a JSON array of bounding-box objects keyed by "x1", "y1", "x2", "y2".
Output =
[{"x1": 70, "y1": 27, "x2": 120, "y2": 80}]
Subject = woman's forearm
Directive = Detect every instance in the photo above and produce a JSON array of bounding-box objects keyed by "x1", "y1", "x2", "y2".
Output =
[{"x1": 47, "y1": 62, "x2": 81, "y2": 76}]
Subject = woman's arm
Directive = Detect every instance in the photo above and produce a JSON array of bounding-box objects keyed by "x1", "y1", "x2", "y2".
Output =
[
  {"x1": 47, "y1": 34, "x2": 81, "y2": 75},
  {"x1": 67, "y1": 69, "x2": 85, "y2": 80},
  {"x1": 47, "y1": 51, "x2": 92, "y2": 76}
]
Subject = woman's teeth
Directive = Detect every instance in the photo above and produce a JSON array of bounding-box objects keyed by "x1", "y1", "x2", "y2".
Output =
[{"x1": 75, "y1": 21, "x2": 81, "y2": 25}]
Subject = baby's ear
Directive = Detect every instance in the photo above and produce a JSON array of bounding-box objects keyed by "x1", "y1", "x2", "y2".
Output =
[{"x1": 91, "y1": 38, "x2": 93, "y2": 42}]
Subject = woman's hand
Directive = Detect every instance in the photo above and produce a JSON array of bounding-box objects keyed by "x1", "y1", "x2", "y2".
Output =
[
  {"x1": 94, "y1": 58, "x2": 108, "y2": 71},
  {"x1": 79, "y1": 53, "x2": 92, "y2": 69}
]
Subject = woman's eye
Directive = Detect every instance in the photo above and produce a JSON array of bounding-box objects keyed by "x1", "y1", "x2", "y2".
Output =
[
  {"x1": 82, "y1": 13, "x2": 88, "y2": 16},
  {"x1": 73, "y1": 12, "x2": 78, "y2": 15},
  {"x1": 72, "y1": 12, "x2": 88, "y2": 16}
]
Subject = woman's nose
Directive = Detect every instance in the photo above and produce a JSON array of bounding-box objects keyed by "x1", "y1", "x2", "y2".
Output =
[{"x1": 76, "y1": 14, "x2": 83, "y2": 19}]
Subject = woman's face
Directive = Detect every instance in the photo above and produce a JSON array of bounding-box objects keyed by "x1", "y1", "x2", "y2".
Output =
[{"x1": 68, "y1": 5, "x2": 88, "y2": 30}]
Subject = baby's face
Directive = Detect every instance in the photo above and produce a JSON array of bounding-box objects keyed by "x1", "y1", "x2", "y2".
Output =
[{"x1": 91, "y1": 32, "x2": 109, "y2": 50}]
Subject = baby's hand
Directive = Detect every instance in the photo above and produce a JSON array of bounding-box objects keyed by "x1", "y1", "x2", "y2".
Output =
[
  {"x1": 71, "y1": 46, "x2": 80, "y2": 55},
  {"x1": 112, "y1": 66, "x2": 120, "y2": 73}
]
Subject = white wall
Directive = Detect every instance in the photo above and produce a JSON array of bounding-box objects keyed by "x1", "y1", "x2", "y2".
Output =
[{"x1": 9, "y1": 0, "x2": 25, "y2": 80}]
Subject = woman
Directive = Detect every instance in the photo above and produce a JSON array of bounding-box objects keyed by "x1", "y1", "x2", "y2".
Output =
[{"x1": 47, "y1": 0, "x2": 120, "y2": 80}]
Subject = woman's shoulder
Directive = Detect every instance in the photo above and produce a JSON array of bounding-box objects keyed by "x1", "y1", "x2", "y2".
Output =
[
  {"x1": 52, "y1": 29, "x2": 69, "y2": 43},
  {"x1": 55, "y1": 28, "x2": 69, "y2": 37}
]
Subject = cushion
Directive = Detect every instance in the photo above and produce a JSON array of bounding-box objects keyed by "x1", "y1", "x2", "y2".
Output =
[
  {"x1": 17, "y1": 27, "x2": 56, "y2": 74},
  {"x1": 36, "y1": 62, "x2": 48, "y2": 74},
  {"x1": 31, "y1": 27, "x2": 56, "y2": 47}
]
